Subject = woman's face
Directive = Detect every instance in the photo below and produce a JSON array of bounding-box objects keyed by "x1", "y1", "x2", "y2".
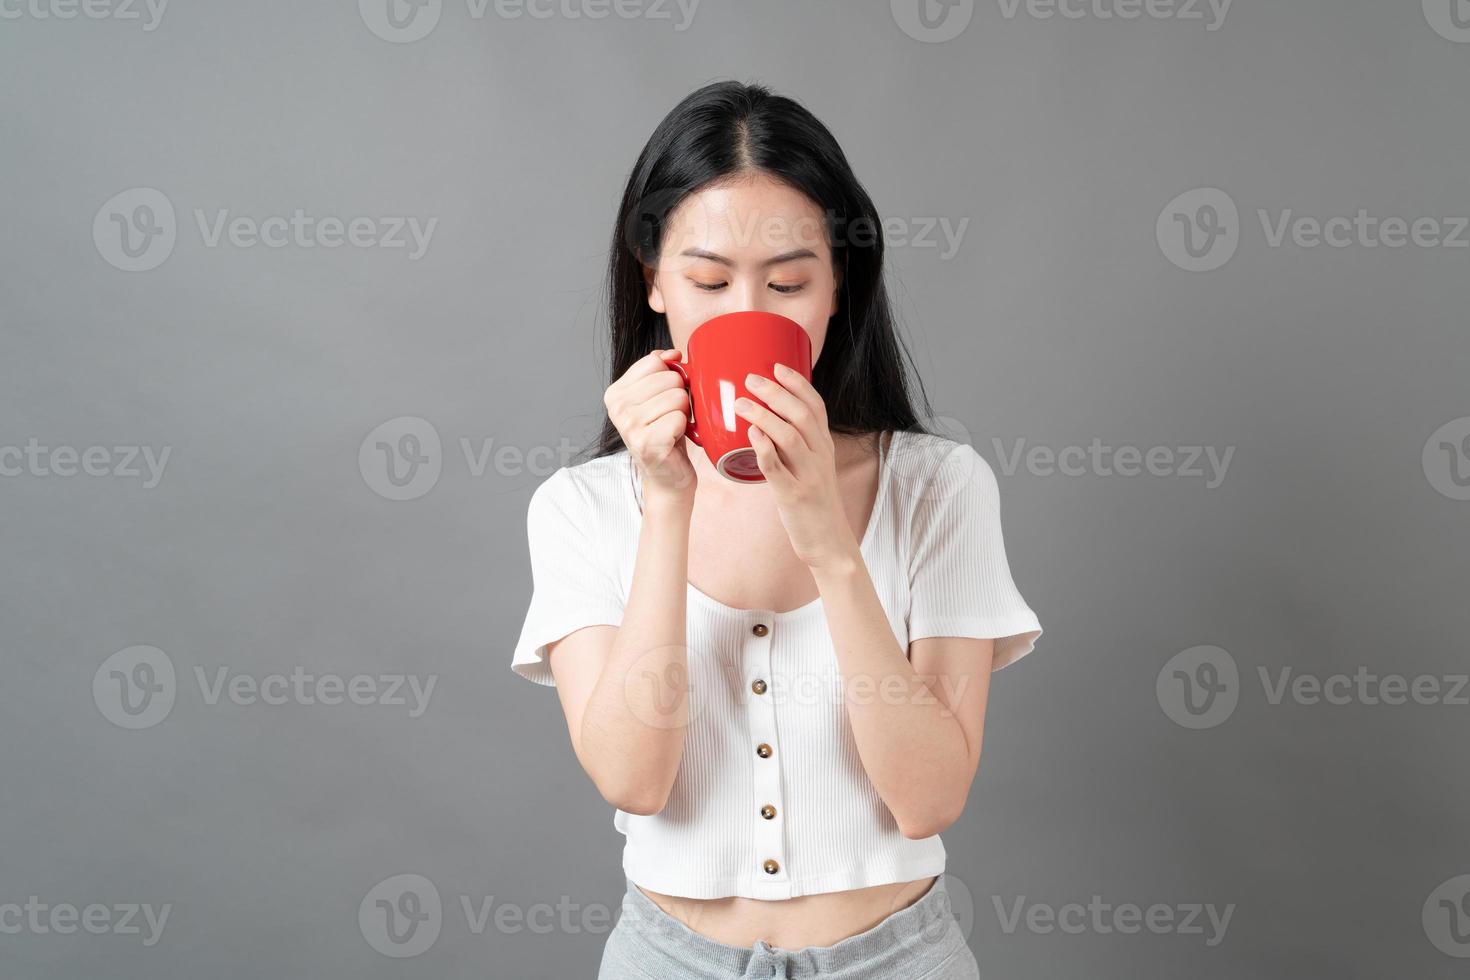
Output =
[{"x1": 644, "y1": 174, "x2": 842, "y2": 362}]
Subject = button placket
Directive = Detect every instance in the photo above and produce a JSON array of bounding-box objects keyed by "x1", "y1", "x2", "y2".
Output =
[{"x1": 745, "y1": 612, "x2": 786, "y2": 883}]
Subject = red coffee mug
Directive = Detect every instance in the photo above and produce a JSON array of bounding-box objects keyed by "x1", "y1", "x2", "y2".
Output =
[{"x1": 668, "y1": 311, "x2": 814, "y2": 483}]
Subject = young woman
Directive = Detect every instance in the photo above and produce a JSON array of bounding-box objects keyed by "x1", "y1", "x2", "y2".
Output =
[{"x1": 511, "y1": 80, "x2": 1042, "y2": 980}]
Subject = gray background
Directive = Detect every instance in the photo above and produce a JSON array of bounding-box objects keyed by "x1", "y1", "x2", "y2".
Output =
[{"x1": 3, "y1": 0, "x2": 1469, "y2": 977}]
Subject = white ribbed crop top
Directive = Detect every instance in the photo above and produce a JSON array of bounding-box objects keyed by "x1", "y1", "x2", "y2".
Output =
[{"x1": 510, "y1": 429, "x2": 1042, "y2": 900}]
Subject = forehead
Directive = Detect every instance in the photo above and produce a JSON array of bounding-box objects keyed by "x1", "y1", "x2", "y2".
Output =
[{"x1": 662, "y1": 175, "x2": 831, "y2": 257}]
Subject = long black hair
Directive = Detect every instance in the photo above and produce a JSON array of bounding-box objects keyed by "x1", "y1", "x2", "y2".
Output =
[{"x1": 581, "y1": 78, "x2": 938, "y2": 462}]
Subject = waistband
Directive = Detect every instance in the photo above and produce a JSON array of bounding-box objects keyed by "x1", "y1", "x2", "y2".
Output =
[{"x1": 615, "y1": 874, "x2": 965, "y2": 978}]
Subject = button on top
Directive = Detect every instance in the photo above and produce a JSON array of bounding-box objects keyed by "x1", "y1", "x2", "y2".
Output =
[
  {"x1": 760, "y1": 804, "x2": 777, "y2": 820},
  {"x1": 756, "y1": 742, "x2": 772, "y2": 758},
  {"x1": 751, "y1": 678, "x2": 767, "y2": 695},
  {"x1": 751, "y1": 623, "x2": 769, "y2": 637},
  {"x1": 763, "y1": 859, "x2": 781, "y2": 874}
]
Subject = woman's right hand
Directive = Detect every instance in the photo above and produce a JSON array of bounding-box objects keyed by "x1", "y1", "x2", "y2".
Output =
[{"x1": 604, "y1": 348, "x2": 698, "y2": 503}]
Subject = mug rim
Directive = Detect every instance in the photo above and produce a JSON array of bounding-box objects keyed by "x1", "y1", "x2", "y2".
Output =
[{"x1": 687, "y1": 309, "x2": 807, "y2": 352}]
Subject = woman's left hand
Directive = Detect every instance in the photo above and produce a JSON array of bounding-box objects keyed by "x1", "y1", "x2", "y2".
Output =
[{"x1": 734, "y1": 363, "x2": 859, "y2": 570}]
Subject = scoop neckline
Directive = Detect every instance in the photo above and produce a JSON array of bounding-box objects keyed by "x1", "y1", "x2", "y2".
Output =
[{"x1": 628, "y1": 429, "x2": 900, "y2": 620}]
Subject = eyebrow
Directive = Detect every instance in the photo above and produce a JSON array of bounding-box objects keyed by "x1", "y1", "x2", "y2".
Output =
[{"x1": 678, "y1": 247, "x2": 819, "y2": 268}]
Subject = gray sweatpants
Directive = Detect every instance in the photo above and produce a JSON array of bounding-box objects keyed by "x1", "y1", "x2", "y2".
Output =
[{"x1": 597, "y1": 874, "x2": 981, "y2": 979}]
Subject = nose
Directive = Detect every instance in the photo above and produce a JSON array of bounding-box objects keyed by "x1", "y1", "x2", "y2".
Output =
[{"x1": 731, "y1": 281, "x2": 779, "y2": 315}]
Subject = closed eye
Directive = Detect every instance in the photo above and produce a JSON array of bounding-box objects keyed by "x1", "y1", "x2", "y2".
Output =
[{"x1": 690, "y1": 281, "x2": 806, "y2": 293}]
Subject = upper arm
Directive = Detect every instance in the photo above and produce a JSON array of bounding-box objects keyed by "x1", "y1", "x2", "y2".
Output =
[
  {"x1": 909, "y1": 634, "x2": 995, "y2": 776},
  {"x1": 545, "y1": 625, "x2": 619, "y2": 762}
]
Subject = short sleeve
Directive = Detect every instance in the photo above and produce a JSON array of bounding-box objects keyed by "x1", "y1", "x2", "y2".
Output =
[
  {"x1": 905, "y1": 442, "x2": 1043, "y2": 671},
  {"x1": 510, "y1": 468, "x2": 626, "y2": 687}
]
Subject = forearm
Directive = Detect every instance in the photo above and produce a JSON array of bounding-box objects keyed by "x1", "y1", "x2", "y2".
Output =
[
  {"x1": 579, "y1": 491, "x2": 693, "y2": 813},
  {"x1": 812, "y1": 546, "x2": 976, "y2": 837}
]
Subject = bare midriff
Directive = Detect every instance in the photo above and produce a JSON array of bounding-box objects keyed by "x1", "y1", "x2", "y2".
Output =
[{"x1": 634, "y1": 874, "x2": 937, "y2": 950}]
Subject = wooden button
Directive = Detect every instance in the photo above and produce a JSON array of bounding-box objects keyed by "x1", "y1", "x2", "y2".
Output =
[
  {"x1": 752, "y1": 623, "x2": 769, "y2": 637},
  {"x1": 760, "y1": 804, "x2": 777, "y2": 820},
  {"x1": 763, "y1": 859, "x2": 780, "y2": 874},
  {"x1": 756, "y1": 742, "x2": 772, "y2": 758},
  {"x1": 751, "y1": 678, "x2": 767, "y2": 695}
]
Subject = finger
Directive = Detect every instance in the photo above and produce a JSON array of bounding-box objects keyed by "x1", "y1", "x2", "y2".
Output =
[
  {"x1": 771, "y1": 363, "x2": 827, "y2": 424},
  {"x1": 743, "y1": 372, "x2": 817, "y2": 450},
  {"x1": 746, "y1": 424, "x2": 793, "y2": 487},
  {"x1": 734, "y1": 396, "x2": 806, "y2": 462},
  {"x1": 618, "y1": 348, "x2": 685, "y2": 387},
  {"x1": 624, "y1": 366, "x2": 687, "y2": 404},
  {"x1": 634, "y1": 386, "x2": 691, "y2": 429},
  {"x1": 644, "y1": 408, "x2": 691, "y2": 452}
]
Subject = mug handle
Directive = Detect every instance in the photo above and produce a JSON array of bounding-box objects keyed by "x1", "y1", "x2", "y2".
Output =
[{"x1": 667, "y1": 357, "x2": 702, "y2": 447}]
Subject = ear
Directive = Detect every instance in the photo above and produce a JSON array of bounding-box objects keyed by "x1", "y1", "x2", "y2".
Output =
[
  {"x1": 643, "y1": 260, "x2": 666, "y2": 314},
  {"x1": 829, "y1": 253, "x2": 843, "y2": 318}
]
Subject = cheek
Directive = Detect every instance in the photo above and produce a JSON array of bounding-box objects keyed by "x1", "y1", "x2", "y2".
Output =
[
  {"x1": 803, "y1": 320, "x2": 829, "y2": 363},
  {"x1": 658, "y1": 283, "x2": 715, "y2": 349}
]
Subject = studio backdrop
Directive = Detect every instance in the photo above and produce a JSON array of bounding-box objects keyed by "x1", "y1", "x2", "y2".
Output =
[{"x1": 2, "y1": 0, "x2": 1468, "y2": 977}]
